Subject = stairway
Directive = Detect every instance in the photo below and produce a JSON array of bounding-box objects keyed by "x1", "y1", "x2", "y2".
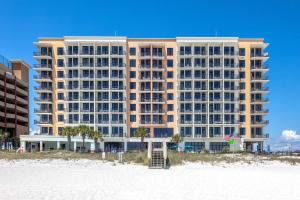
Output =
[{"x1": 149, "y1": 150, "x2": 165, "y2": 169}]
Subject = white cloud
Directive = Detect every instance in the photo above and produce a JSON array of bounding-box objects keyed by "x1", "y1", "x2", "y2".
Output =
[{"x1": 281, "y1": 130, "x2": 300, "y2": 141}]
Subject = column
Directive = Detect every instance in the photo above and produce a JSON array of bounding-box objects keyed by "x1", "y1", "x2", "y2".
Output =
[
  {"x1": 74, "y1": 142, "x2": 77, "y2": 152},
  {"x1": 147, "y1": 141, "x2": 152, "y2": 159},
  {"x1": 57, "y1": 141, "x2": 60, "y2": 150},
  {"x1": 100, "y1": 142, "x2": 104, "y2": 152},
  {"x1": 205, "y1": 141, "x2": 210, "y2": 151},
  {"x1": 39, "y1": 141, "x2": 43, "y2": 152},
  {"x1": 124, "y1": 141, "x2": 127, "y2": 152},
  {"x1": 90, "y1": 142, "x2": 95, "y2": 153}
]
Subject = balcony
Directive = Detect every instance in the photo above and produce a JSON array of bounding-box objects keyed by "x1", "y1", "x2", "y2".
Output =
[
  {"x1": 34, "y1": 120, "x2": 53, "y2": 125},
  {"x1": 110, "y1": 51, "x2": 126, "y2": 56},
  {"x1": 251, "y1": 109, "x2": 269, "y2": 114},
  {"x1": 34, "y1": 109, "x2": 53, "y2": 113},
  {"x1": 139, "y1": 65, "x2": 151, "y2": 71},
  {"x1": 180, "y1": 120, "x2": 193, "y2": 124},
  {"x1": 251, "y1": 65, "x2": 269, "y2": 71},
  {"x1": 152, "y1": 66, "x2": 164, "y2": 71},
  {"x1": 33, "y1": 64, "x2": 53, "y2": 71},
  {"x1": 34, "y1": 86, "x2": 52, "y2": 92},
  {"x1": 96, "y1": 51, "x2": 109, "y2": 55},
  {"x1": 251, "y1": 87, "x2": 269, "y2": 92},
  {"x1": 251, "y1": 98, "x2": 269, "y2": 103},
  {"x1": 33, "y1": 52, "x2": 52, "y2": 59},
  {"x1": 33, "y1": 75, "x2": 52, "y2": 81},
  {"x1": 251, "y1": 76, "x2": 269, "y2": 81},
  {"x1": 252, "y1": 120, "x2": 269, "y2": 125},
  {"x1": 140, "y1": 110, "x2": 152, "y2": 114},
  {"x1": 139, "y1": 52, "x2": 151, "y2": 57}
]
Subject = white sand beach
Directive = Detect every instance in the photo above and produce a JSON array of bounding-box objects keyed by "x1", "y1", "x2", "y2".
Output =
[{"x1": 0, "y1": 159, "x2": 299, "y2": 200}]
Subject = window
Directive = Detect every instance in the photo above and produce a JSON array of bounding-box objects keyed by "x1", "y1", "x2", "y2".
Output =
[
  {"x1": 167, "y1": 71, "x2": 173, "y2": 78},
  {"x1": 240, "y1": 93, "x2": 245, "y2": 100},
  {"x1": 57, "y1": 59, "x2": 64, "y2": 67},
  {"x1": 58, "y1": 104, "x2": 64, "y2": 111},
  {"x1": 239, "y1": 60, "x2": 245, "y2": 68},
  {"x1": 57, "y1": 82, "x2": 64, "y2": 89},
  {"x1": 240, "y1": 115, "x2": 245, "y2": 122},
  {"x1": 58, "y1": 93, "x2": 64, "y2": 100},
  {"x1": 167, "y1": 104, "x2": 174, "y2": 111},
  {"x1": 130, "y1": 115, "x2": 136, "y2": 122},
  {"x1": 167, "y1": 82, "x2": 173, "y2": 89},
  {"x1": 57, "y1": 47, "x2": 64, "y2": 55},
  {"x1": 167, "y1": 48, "x2": 173, "y2": 56},
  {"x1": 58, "y1": 115, "x2": 64, "y2": 122},
  {"x1": 130, "y1": 59, "x2": 136, "y2": 67},
  {"x1": 57, "y1": 71, "x2": 64, "y2": 78},
  {"x1": 167, "y1": 60, "x2": 173, "y2": 67},
  {"x1": 130, "y1": 93, "x2": 136, "y2": 100},
  {"x1": 240, "y1": 127, "x2": 246, "y2": 136},
  {"x1": 167, "y1": 115, "x2": 174, "y2": 122},
  {"x1": 167, "y1": 93, "x2": 174, "y2": 100},
  {"x1": 130, "y1": 82, "x2": 136, "y2": 89},
  {"x1": 130, "y1": 104, "x2": 136, "y2": 111},
  {"x1": 239, "y1": 48, "x2": 245, "y2": 56},
  {"x1": 129, "y1": 48, "x2": 136, "y2": 55},
  {"x1": 130, "y1": 71, "x2": 136, "y2": 78}
]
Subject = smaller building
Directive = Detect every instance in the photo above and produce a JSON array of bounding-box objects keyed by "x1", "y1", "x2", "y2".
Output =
[{"x1": 0, "y1": 54, "x2": 30, "y2": 142}]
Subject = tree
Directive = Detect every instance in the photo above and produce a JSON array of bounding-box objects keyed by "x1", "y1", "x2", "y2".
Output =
[
  {"x1": 135, "y1": 126, "x2": 148, "y2": 151},
  {"x1": 89, "y1": 130, "x2": 103, "y2": 152},
  {"x1": 0, "y1": 129, "x2": 3, "y2": 151},
  {"x1": 171, "y1": 134, "x2": 183, "y2": 151},
  {"x1": 61, "y1": 126, "x2": 76, "y2": 151},
  {"x1": 76, "y1": 125, "x2": 92, "y2": 152}
]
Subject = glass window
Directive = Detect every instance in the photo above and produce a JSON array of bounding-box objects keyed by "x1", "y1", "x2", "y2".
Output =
[
  {"x1": 129, "y1": 48, "x2": 136, "y2": 55},
  {"x1": 130, "y1": 82, "x2": 136, "y2": 89},
  {"x1": 58, "y1": 104, "x2": 64, "y2": 111},
  {"x1": 130, "y1": 104, "x2": 136, "y2": 111},
  {"x1": 239, "y1": 48, "x2": 245, "y2": 56},
  {"x1": 167, "y1": 60, "x2": 173, "y2": 67},
  {"x1": 57, "y1": 82, "x2": 64, "y2": 89},
  {"x1": 58, "y1": 115, "x2": 64, "y2": 122},
  {"x1": 130, "y1": 115, "x2": 136, "y2": 122},
  {"x1": 167, "y1": 115, "x2": 174, "y2": 122},
  {"x1": 58, "y1": 93, "x2": 64, "y2": 100},
  {"x1": 167, "y1": 93, "x2": 174, "y2": 100},
  {"x1": 167, "y1": 104, "x2": 174, "y2": 111},
  {"x1": 130, "y1": 93, "x2": 136, "y2": 100},
  {"x1": 167, "y1": 71, "x2": 173, "y2": 78},
  {"x1": 57, "y1": 47, "x2": 64, "y2": 55},
  {"x1": 130, "y1": 71, "x2": 136, "y2": 78},
  {"x1": 130, "y1": 59, "x2": 136, "y2": 67},
  {"x1": 57, "y1": 59, "x2": 64, "y2": 67},
  {"x1": 167, "y1": 82, "x2": 173, "y2": 89},
  {"x1": 167, "y1": 48, "x2": 173, "y2": 56}
]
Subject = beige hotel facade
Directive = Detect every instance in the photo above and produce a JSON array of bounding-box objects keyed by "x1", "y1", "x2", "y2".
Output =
[{"x1": 33, "y1": 36, "x2": 269, "y2": 152}]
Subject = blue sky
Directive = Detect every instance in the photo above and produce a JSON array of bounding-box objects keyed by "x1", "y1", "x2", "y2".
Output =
[{"x1": 0, "y1": 0, "x2": 299, "y2": 147}]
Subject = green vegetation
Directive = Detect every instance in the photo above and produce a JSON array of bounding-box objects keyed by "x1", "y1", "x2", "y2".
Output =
[
  {"x1": 135, "y1": 126, "x2": 149, "y2": 151},
  {"x1": 0, "y1": 150, "x2": 299, "y2": 166}
]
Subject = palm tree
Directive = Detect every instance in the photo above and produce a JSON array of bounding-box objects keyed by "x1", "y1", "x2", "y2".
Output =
[
  {"x1": 89, "y1": 130, "x2": 103, "y2": 152},
  {"x1": 135, "y1": 126, "x2": 148, "y2": 151},
  {"x1": 76, "y1": 125, "x2": 92, "y2": 152},
  {"x1": 61, "y1": 126, "x2": 76, "y2": 151},
  {"x1": 171, "y1": 134, "x2": 183, "y2": 151}
]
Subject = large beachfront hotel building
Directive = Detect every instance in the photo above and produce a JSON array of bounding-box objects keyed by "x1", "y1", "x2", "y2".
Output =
[{"x1": 33, "y1": 36, "x2": 269, "y2": 152}]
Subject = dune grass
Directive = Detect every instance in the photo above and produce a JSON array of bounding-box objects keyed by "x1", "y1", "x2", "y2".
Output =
[{"x1": 0, "y1": 150, "x2": 299, "y2": 166}]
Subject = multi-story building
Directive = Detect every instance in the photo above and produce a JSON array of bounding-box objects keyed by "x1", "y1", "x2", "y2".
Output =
[
  {"x1": 0, "y1": 54, "x2": 29, "y2": 139},
  {"x1": 33, "y1": 36, "x2": 269, "y2": 152}
]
